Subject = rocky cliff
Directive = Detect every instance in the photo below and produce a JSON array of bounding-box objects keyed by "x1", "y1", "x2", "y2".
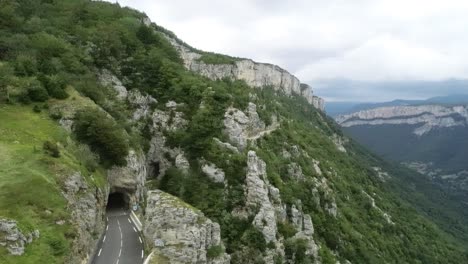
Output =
[
  {"x1": 164, "y1": 36, "x2": 325, "y2": 111},
  {"x1": 336, "y1": 104, "x2": 468, "y2": 135}
]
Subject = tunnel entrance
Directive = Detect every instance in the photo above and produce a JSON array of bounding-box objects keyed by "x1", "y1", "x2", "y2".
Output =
[{"x1": 106, "y1": 192, "x2": 128, "y2": 211}]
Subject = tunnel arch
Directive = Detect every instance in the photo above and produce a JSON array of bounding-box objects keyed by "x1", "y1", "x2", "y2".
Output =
[{"x1": 106, "y1": 192, "x2": 129, "y2": 211}]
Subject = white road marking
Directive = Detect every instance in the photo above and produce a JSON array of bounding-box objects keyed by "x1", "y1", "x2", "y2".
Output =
[
  {"x1": 106, "y1": 225, "x2": 108, "y2": 231},
  {"x1": 98, "y1": 248, "x2": 102, "y2": 256},
  {"x1": 139, "y1": 236, "x2": 142, "y2": 243},
  {"x1": 141, "y1": 250, "x2": 144, "y2": 258},
  {"x1": 120, "y1": 239, "x2": 123, "y2": 247},
  {"x1": 115, "y1": 259, "x2": 119, "y2": 264},
  {"x1": 103, "y1": 235, "x2": 106, "y2": 242},
  {"x1": 128, "y1": 218, "x2": 131, "y2": 223},
  {"x1": 133, "y1": 227, "x2": 137, "y2": 232},
  {"x1": 119, "y1": 248, "x2": 122, "y2": 257}
]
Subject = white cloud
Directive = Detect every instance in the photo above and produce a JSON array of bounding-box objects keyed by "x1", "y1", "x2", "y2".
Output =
[{"x1": 110, "y1": 0, "x2": 468, "y2": 100}]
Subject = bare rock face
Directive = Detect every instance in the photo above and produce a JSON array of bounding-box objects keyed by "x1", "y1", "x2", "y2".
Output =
[
  {"x1": 127, "y1": 89, "x2": 157, "y2": 121},
  {"x1": 107, "y1": 150, "x2": 147, "y2": 205},
  {"x1": 164, "y1": 36, "x2": 325, "y2": 110},
  {"x1": 62, "y1": 172, "x2": 107, "y2": 264},
  {"x1": 224, "y1": 103, "x2": 278, "y2": 150},
  {"x1": 144, "y1": 190, "x2": 230, "y2": 264},
  {"x1": 175, "y1": 153, "x2": 190, "y2": 174},
  {"x1": 0, "y1": 218, "x2": 39, "y2": 256},
  {"x1": 287, "y1": 163, "x2": 305, "y2": 181},
  {"x1": 98, "y1": 69, "x2": 128, "y2": 100},
  {"x1": 201, "y1": 162, "x2": 225, "y2": 183}
]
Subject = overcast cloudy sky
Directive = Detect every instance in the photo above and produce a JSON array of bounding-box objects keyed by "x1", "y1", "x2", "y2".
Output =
[{"x1": 111, "y1": 0, "x2": 468, "y2": 101}]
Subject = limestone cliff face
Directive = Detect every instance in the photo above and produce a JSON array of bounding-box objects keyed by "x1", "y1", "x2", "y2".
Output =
[
  {"x1": 164, "y1": 36, "x2": 325, "y2": 111},
  {"x1": 336, "y1": 104, "x2": 468, "y2": 135},
  {"x1": 63, "y1": 172, "x2": 107, "y2": 264},
  {"x1": 144, "y1": 190, "x2": 230, "y2": 264}
]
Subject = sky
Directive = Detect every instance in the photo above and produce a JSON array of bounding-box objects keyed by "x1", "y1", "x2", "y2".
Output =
[{"x1": 109, "y1": 0, "x2": 468, "y2": 102}]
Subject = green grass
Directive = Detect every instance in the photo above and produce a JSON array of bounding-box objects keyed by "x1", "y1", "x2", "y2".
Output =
[{"x1": 0, "y1": 104, "x2": 104, "y2": 263}]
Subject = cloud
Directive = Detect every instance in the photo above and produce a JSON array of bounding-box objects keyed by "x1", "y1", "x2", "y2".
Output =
[{"x1": 111, "y1": 0, "x2": 468, "y2": 101}]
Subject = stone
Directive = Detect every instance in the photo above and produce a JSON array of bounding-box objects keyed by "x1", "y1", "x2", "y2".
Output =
[
  {"x1": 0, "y1": 218, "x2": 39, "y2": 256},
  {"x1": 107, "y1": 150, "x2": 147, "y2": 205},
  {"x1": 98, "y1": 69, "x2": 127, "y2": 100},
  {"x1": 144, "y1": 190, "x2": 230, "y2": 264},
  {"x1": 223, "y1": 103, "x2": 278, "y2": 150},
  {"x1": 332, "y1": 134, "x2": 347, "y2": 153},
  {"x1": 175, "y1": 153, "x2": 190, "y2": 173},
  {"x1": 213, "y1": 137, "x2": 239, "y2": 153},
  {"x1": 312, "y1": 159, "x2": 322, "y2": 176},
  {"x1": 202, "y1": 162, "x2": 225, "y2": 183},
  {"x1": 287, "y1": 163, "x2": 305, "y2": 181},
  {"x1": 62, "y1": 172, "x2": 107, "y2": 264},
  {"x1": 127, "y1": 89, "x2": 157, "y2": 121}
]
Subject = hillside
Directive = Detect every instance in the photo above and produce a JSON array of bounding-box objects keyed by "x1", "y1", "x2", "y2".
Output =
[{"x1": 1, "y1": 1, "x2": 468, "y2": 263}]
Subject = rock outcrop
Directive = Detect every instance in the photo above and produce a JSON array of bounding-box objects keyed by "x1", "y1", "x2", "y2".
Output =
[
  {"x1": 62, "y1": 172, "x2": 107, "y2": 264},
  {"x1": 107, "y1": 150, "x2": 147, "y2": 206},
  {"x1": 224, "y1": 102, "x2": 279, "y2": 150},
  {"x1": 0, "y1": 218, "x2": 39, "y2": 256},
  {"x1": 164, "y1": 36, "x2": 325, "y2": 110},
  {"x1": 336, "y1": 105, "x2": 468, "y2": 136},
  {"x1": 144, "y1": 190, "x2": 230, "y2": 264}
]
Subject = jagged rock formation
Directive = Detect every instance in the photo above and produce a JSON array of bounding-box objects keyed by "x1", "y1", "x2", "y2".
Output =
[
  {"x1": 233, "y1": 151, "x2": 319, "y2": 263},
  {"x1": 224, "y1": 102, "x2": 279, "y2": 150},
  {"x1": 336, "y1": 105, "x2": 468, "y2": 136},
  {"x1": 107, "y1": 150, "x2": 147, "y2": 206},
  {"x1": 62, "y1": 172, "x2": 107, "y2": 264},
  {"x1": 0, "y1": 218, "x2": 39, "y2": 256},
  {"x1": 164, "y1": 37, "x2": 325, "y2": 110},
  {"x1": 144, "y1": 190, "x2": 230, "y2": 264}
]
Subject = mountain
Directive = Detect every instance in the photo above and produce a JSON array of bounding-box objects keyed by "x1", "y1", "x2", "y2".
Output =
[
  {"x1": 327, "y1": 94, "x2": 468, "y2": 116},
  {"x1": 1, "y1": 1, "x2": 468, "y2": 264},
  {"x1": 336, "y1": 104, "x2": 468, "y2": 201}
]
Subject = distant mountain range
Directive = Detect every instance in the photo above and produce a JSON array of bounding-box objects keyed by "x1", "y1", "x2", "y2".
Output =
[
  {"x1": 335, "y1": 101, "x2": 468, "y2": 200},
  {"x1": 326, "y1": 94, "x2": 468, "y2": 116}
]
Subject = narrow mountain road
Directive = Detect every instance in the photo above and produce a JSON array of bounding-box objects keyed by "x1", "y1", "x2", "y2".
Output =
[{"x1": 92, "y1": 208, "x2": 144, "y2": 264}]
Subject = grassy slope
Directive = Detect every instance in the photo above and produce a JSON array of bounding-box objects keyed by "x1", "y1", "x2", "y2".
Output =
[{"x1": 0, "y1": 102, "x2": 105, "y2": 263}]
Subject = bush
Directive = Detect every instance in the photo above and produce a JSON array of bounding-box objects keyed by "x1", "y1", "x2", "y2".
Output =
[
  {"x1": 43, "y1": 140, "x2": 60, "y2": 158},
  {"x1": 41, "y1": 74, "x2": 68, "y2": 99},
  {"x1": 71, "y1": 143, "x2": 100, "y2": 172},
  {"x1": 207, "y1": 245, "x2": 224, "y2": 258},
  {"x1": 73, "y1": 108, "x2": 129, "y2": 166},
  {"x1": 27, "y1": 80, "x2": 48, "y2": 102},
  {"x1": 33, "y1": 105, "x2": 41, "y2": 113}
]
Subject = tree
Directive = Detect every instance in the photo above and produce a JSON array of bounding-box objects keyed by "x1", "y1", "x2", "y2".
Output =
[{"x1": 74, "y1": 108, "x2": 129, "y2": 166}]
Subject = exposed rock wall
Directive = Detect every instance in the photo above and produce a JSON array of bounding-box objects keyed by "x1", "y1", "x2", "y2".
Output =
[
  {"x1": 144, "y1": 190, "x2": 230, "y2": 264},
  {"x1": 164, "y1": 36, "x2": 325, "y2": 110},
  {"x1": 62, "y1": 172, "x2": 107, "y2": 264},
  {"x1": 336, "y1": 105, "x2": 468, "y2": 136},
  {"x1": 107, "y1": 150, "x2": 147, "y2": 206},
  {"x1": 0, "y1": 219, "x2": 39, "y2": 256}
]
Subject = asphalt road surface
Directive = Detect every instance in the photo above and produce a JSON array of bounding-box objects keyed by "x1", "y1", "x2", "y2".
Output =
[{"x1": 92, "y1": 208, "x2": 144, "y2": 264}]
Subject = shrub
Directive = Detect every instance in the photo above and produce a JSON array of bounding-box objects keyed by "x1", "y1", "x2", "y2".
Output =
[
  {"x1": 41, "y1": 74, "x2": 68, "y2": 99},
  {"x1": 207, "y1": 245, "x2": 224, "y2": 258},
  {"x1": 27, "y1": 80, "x2": 48, "y2": 102},
  {"x1": 43, "y1": 140, "x2": 60, "y2": 158},
  {"x1": 71, "y1": 143, "x2": 100, "y2": 172},
  {"x1": 73, "y1": 108, "x2": 129, "y2": 166},
  {"x1": 33, "y1": 105, "x2": 41, "y2": 113}
]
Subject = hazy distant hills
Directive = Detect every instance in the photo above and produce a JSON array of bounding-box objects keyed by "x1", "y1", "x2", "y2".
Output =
[
  {"x1": 326, "y1": 94, "x2": 468, "y2": 116},
  {"x1": 335, "y1": 102, "x2": 468, "y2": 197}
]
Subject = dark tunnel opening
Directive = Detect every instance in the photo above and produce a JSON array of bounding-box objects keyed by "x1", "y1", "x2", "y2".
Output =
[{"x1": 106, "y1": 192, "x2": 128, "y2": 211}]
